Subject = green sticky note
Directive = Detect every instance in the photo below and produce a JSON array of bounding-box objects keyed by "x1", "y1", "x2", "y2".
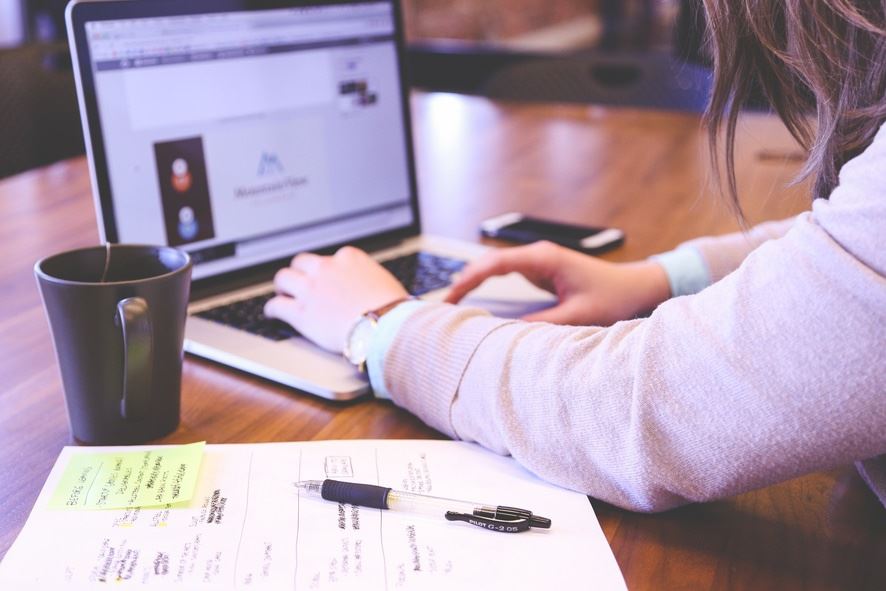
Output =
[{"x1": 48, "y1": 442, "x2": 206, "y2": 510}]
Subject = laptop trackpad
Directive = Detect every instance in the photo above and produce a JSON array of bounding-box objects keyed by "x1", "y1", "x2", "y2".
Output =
[{"x1": 428, "y1": 272, "x2": 556, "y2": 319}]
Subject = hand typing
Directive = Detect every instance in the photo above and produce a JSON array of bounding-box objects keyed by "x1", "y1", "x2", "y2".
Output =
[
  {"x1": 264, "y1": 247, "x2": 408, "y2": 353},
  {"x1": 446, "y1": 241, "x2": 671, "y2": 326}
]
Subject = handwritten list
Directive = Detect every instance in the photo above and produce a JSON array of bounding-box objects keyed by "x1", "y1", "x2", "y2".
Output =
[{"x1": 47, "y1": 442, "x2": 205, "y2": 510}]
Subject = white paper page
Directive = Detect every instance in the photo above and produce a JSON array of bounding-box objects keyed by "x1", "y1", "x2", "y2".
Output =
[{"x1": 0, "y1": 440, "x2": 626, "y2": 590}]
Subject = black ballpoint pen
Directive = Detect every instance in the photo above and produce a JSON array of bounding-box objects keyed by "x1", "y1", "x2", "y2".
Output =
[{"x1": 294, "y1": 479, "x2": 552, "y2": 534}]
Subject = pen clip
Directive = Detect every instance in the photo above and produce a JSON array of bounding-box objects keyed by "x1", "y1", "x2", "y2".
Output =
[{"x1": 444, "y1": 510, "x2": 531, "y2": 533}]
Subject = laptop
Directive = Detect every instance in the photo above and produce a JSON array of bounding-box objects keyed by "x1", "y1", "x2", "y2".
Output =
[{"x1": 66, "y1": 0, "x2": 554, "y2": 400}]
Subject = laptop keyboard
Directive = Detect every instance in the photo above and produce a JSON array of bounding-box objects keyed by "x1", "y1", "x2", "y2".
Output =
[
  {"x1": 380, "y1": 251, "x2": 466, "y2": 296},
  {"x1": 195, "y1": 252, "x2": 466, "y2": 341},
  {"x1": 196, "y1": 292, "x2": 299, "y2": 341}
]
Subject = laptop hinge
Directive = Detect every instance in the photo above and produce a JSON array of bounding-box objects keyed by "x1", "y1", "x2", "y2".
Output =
[
  {"x1": 190, "y1": 261, "x2": 281, "y2": 302},
  {"x1": 348, "y1": 233, "x2": 406, "y2": 255},
  {"x1": 189, "y1": 234, "x2": 411, "y2": 303}
]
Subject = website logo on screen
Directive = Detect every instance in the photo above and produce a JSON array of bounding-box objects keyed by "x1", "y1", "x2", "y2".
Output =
[
  {"x1": 234, "y1": 151, "x2": 306, "y2": 200},
  {"x1": 257, "y1": 152, "x2": 285, "y2": 177}
]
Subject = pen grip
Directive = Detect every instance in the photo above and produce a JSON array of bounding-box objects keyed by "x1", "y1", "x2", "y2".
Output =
[{"x1": 321, "y1": 480, "x2": 391, "y2": 509}]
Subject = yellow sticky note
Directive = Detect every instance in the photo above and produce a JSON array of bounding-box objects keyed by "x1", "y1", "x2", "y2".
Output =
[{"x1": 48, "y1": 442, "x2": 205, "y2": 510}]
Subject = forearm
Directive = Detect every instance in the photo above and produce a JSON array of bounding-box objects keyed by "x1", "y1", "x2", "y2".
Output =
[{"x1": 382, "y1": 218, "x2": 885, "y2": 511}]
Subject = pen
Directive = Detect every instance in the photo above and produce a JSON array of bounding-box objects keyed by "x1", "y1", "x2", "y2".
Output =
[{"x1": 294, "y1": 479, "x2": 551, "y2": 534}]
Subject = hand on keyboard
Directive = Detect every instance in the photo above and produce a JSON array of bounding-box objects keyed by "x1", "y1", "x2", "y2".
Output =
[
  {"x1": 197, "y1": 250, "x2": 465, "y2": 347},
  {"x1": 264, "y1": 246, "x2": 410, "y2": 353}
]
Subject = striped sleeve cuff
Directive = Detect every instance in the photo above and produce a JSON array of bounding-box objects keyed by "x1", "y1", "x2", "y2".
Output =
[
  {"x1": 650, "y1": 246, "x2": 712, "y2": 297},
  {"x1": 366, "y1": 300, "x2": 429, "y2": 399}
]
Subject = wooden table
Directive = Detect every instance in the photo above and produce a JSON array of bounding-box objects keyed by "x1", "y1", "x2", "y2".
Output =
[{"x1": 1, "y1": 92, "x2": 883, "y2": 589}]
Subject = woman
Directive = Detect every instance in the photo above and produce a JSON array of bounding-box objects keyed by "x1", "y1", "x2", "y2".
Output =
[{"x1": 265, "y1": 0, "x2": 886, "y2": 511}]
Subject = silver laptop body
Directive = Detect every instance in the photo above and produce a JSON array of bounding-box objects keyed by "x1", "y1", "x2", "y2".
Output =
[{"x1": 67, "y1": 0, "x2": 553, "y2": 400}]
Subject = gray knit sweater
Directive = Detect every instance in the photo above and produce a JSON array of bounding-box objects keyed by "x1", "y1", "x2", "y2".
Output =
[{"x1": 378, "y1": 125, "x2": 886, "y2": 512}]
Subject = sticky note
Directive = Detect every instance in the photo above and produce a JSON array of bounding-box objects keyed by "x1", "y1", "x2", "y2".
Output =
[{"x1": 48, "y1": 442, "x2": 205, "y2": 510}]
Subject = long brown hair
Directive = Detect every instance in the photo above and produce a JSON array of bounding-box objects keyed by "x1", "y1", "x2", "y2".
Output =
[{"x1": 701, "y1": 0, "x2": 886, "y2": 213}]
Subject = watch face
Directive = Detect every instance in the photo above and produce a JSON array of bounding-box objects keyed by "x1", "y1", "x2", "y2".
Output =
[{"x1": 345, "y1": 317, "x2": 376, "y2": 366}]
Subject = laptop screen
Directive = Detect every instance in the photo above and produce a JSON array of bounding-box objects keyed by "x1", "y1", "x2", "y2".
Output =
[{"x1": 78, "y1": 1, "x2": 415, "y2": 280}]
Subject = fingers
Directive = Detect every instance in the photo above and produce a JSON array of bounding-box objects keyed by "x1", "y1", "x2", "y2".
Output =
[
  {"x1": 277, "y1": 247, "x2": 362, "y2": 296},
  {"x1": 263, "y1": 295, "x2": 305, "y2": 327},
  {"x1": 334, "y1": 245, "x2": 367, "y2": 261},
  {"x1": 290, "y1": 252, "x2": 324, "y2": 274},
  {"x1": 444, "y1": 250, "x2": 519, "y2": 304},
  {"x1": 289, "y1": 247, "x2": 367, "y2": 274},
  {"x1": 445, "y1": 242, "x2": 559, "y2": 304},
  {"x1": 273, "y1": 267, "x2": 309, "y2": 298}
]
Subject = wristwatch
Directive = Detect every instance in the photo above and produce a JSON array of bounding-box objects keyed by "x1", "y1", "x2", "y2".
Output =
[{"x1": 343, "y1": 297, "x2": 414, "y2": 372}]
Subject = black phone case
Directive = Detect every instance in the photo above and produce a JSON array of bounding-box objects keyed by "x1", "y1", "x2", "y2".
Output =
[{"x1": 481, "y1": 223, "x2": 624, "y2": 255}]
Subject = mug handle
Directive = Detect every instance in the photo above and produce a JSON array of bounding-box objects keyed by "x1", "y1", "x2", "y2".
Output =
[{"x1": 116, "y1": 297, "x2": 153, "y2": 421}]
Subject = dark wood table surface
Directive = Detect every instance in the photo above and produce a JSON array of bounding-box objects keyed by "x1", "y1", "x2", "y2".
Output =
[{"x1": 1, "y1": 92, "x2": 883, "y2": 589}]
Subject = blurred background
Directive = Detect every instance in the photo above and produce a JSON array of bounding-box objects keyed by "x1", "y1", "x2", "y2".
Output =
[
  {"x1": 0, "y1": 0, "x2": 710, "y2": 179},
  {"x1": 406, "y1": 0, "x2": 678, "y2": 50}
]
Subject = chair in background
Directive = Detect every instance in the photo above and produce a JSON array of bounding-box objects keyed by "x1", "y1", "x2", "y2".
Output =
[
  {"x1": 0, "y1": 42, "x2": 84, "y2": 179},
  {"x1": 406, "y1": 42, "x2": 535, "y2": 95},
  {"x1": 478, "y1": 51, "x2": 712, "y2": 111},
  {"x1": 407, "y1": 44, "x2": 712, "y2": 112},
  {"x1": 405, "y1": 0, "x2": 716, "y2": 113}
]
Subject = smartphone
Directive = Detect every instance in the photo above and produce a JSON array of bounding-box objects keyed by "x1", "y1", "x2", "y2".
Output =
[{"x1": 480, "y1": 212, "x2": 625, "y2": 254}]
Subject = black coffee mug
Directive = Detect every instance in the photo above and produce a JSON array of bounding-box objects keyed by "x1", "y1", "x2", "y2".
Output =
[{"x1": 35, "y1": 244, "x2": 192, "y2": 444}]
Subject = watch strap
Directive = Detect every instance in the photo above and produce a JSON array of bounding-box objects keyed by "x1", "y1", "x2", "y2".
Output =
[
  {"x1": 344, "y1": 296, "x2": 417, "y2": 371},
  {"x1": 366, "y1": 296, "x2": 417, "y2": 321}
]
